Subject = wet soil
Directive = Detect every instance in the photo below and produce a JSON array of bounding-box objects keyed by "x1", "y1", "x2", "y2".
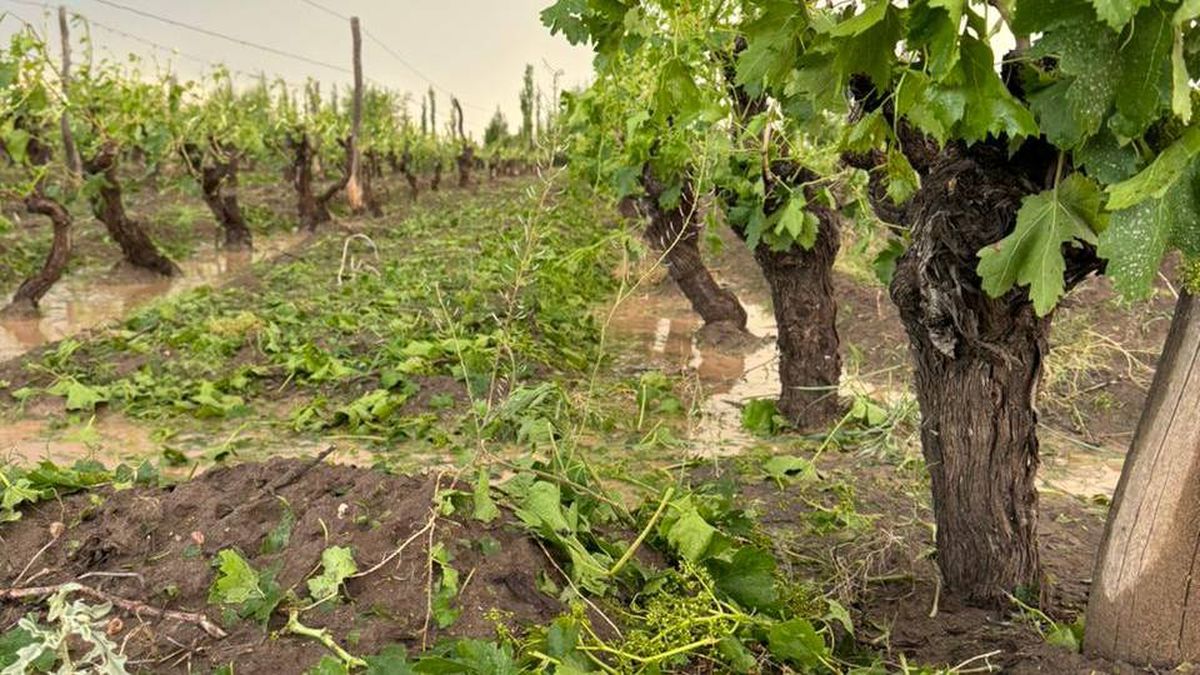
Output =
[{"x1": 0, "y1": 459, "x2": 568, "y2": 674}]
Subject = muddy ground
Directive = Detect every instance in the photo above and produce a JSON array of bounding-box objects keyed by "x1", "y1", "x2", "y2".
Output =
[{"x1": 0, "y1": 459, "x2": 568, "y2": 674}]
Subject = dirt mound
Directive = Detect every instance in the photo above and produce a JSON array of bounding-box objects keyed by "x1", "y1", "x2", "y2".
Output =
[{"x1": 0, "y1": 459, "x2": 564, "y2": 673}]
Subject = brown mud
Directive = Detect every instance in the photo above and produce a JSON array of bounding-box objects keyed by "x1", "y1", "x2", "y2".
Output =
[{"x1": 0, "y1": 459, "x2": 570, "y2": 674}]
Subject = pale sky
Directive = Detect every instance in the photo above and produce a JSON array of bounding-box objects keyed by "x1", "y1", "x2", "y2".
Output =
[{"x1": 0, "y1": 0, "x2": 596, "y2": 136}]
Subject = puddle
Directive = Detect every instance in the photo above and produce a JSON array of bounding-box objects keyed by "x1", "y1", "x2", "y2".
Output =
[
  {"x1": 607, "y1": 289, "x2": 779, "y2": 453},
  {"x1": 0, "y1": 413, "x2": 375, "y2": 476},
  {"x1": 0, "y1": 232, "x2": 309, "y2": 362}
]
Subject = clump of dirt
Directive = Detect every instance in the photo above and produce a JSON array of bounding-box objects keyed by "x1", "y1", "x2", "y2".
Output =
[{"x1": 0, "y1": 459, "x2": 567, "y2": 674}]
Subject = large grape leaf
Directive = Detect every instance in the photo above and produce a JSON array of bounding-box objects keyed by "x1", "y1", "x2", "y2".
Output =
[
  {"x1": 978, "y1": 174, "x2": 1105, "y2": 315},
  {"x1": 832, "y1": 2, "x2": 903, "y2": 89},
  {"x1": 1111, "y1": 4, "x2": 1173, "y2": 138},
  {"x1": 1011, "y1": 0, "x2": 1096, "y2": 34},
  {"x1": 1100, "y1": 162, "x2": 1200, "y2": 298},
  {"x1": 736, "y1": 0, "x2": 808, "y2": 95},
  {"x1": 1027, "y1": 21, "x2": 1119, "y2": 149},
  {"x1": 954, "y1": 37, "x2": 1038, "y2": 142},
  {"x1": 907, "y1": 0, "x2": 962, "y2": 79}
]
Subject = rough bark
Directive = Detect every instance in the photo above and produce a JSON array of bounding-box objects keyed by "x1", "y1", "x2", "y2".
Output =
[
  {"x1": 5, "y1": 138, "x2": 71, "y2": 314},
  {"x1": 457, "y1": 145, "x2": 474, "y2": 188},
  {"x1": 199, "y1": 154, "x2": 252, "y2": 249},
  {"x1": 639, "y1": 166, "x2": 747, "y2": 330},
  {"x1": 82, "y1": 143, "x2": 180, "y2": 276},
  {"x1": 288, "y1": 132, "x2": 323, "y2": 231},
  {"x1": 890, "y1": 151, "x2": 1052, "y2": 606},
  {"x1": 1085, "y1": 292, "x2": 1200, "y2": 665},
  {"x1": 315, "y1": 138, "x2": 352, "y2": 220}
]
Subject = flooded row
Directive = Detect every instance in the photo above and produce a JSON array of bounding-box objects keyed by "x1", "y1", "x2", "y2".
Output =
[{"x1": 0, "y1": 232, "x2": 309, "y2": 362}]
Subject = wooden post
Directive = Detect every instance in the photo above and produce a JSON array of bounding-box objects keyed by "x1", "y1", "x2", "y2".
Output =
[
  {"x1": 1085, "y1": 292, "x2": 1200, "y2": 665},
  {"x1": 58, "y1": 6, "x2": 81, "y2": 178},
  {"x1": 346, "y1": 16, "x2": 365, "y2": 213}
]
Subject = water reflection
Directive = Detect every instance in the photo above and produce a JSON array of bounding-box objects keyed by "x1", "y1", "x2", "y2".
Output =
[
  {"x1": 0, "y1": 232, "x2": 308, "y2": 362},
  {"x1": 608, "y1": 289, "x2": 779, "y2": 452}
]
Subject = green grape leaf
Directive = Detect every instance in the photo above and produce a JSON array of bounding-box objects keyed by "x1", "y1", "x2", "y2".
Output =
[
  {"x1": 828, "y1": 0, "x2": 889, "y2": 37},
  {"x1": 1027, "y1": 21, "x2": 1119, "y2": 149},
  {"x1": 1077, "y1": 129, "x2": 1141, "y2": 183},
  {"x1": 1089, "y1": 0, "x2": 1152, "y2": 30},
  {"x1": 977, "y1": 173, "x2": 1105, "y2": 315},
  {"x1": 706, "y1": 547, "x2": 779, "y2": 612},
  {"x1": 473, "y1": 469, "x2": 500, "y2": 524},
  {"x1": 767, "y1": 618, "x2": 828, "y2": 669},
  {"x1": 736, "y1": 0, "x2": 808, "y2": 95},
  {"x1": 662, "y1": 497, "x2": 717, "y2": 563},
  {"x1": 885, "y1": 148, "x2": 920, "y2": 204},
  {"x1": 1173, "y1": 26, "x2": 1193, "y2": 123},
  {"x1": 1100, "y1": 162, "x2": 1200, "y2": 298},
  {"x1": 210, "y1": 549, "x2": 265, "y2": 605},
  {"x1": 775, "y1": 194, "x2": 818, "y2": 249},
  {"x1": 1106, "y1": 125, "x2": 1200, "y2": 210},
  {"x1": 832, "y1": 2, "x2": 903, "y2": 89},
  {"x1": 954, "y1": 37, "x2": 1038, "y2": 142},
  {"x1": 907, "y1": 0, "x2": 962, "y2": 79},
  {"x1": 1111, "y1": 5, "x2": 1173, "y2": 139},
  {"x1": 307, "y1": 546, "x2": 357, "y2": 601}
]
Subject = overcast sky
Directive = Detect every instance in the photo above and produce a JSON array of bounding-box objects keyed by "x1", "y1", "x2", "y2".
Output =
[{"x1": 0, "y1": 0, "x2": 596, "y2": 136}]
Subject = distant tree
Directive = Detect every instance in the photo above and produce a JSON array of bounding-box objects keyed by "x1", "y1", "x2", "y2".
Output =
[
  {"x1": 427, "y1": 86, "x2": 436, "y2": 140},
  {"x1": 519, "y1": 64, "x2": 534, "y2": 147},
  {"x1": 484, "y1": 107, "x2": 509, "y2": 146}
]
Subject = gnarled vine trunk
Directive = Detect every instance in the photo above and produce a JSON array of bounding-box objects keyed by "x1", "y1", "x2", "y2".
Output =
[
  {"x1": 400, "y1": 150, "x2": 420, "y2": 202},
  {"x1": 746, "y1": 194, "x2": 842, "y2": 430},
  {"x1": 890, "y1": 151, "x2": 1049, "y2": 606},
  {"x1": 457, "y1": 146, "x2": 474, "y2": 188},
  {"x1": 719, "y1": 47, "x2": 841, "y2": 430},
  {"x1": 5, "y1": 138, "x2": 71, "y2": 315},
  {"x1": 289, "y1": 132, "x2": 322, "y2": 231},
  {"x1": 1085, "y1": 292, "x2": 1200, "y2": 665},
  {"x1": 639, "y1": 166, "x2": 747, "y2": 330},
  {"x1": 83, "y1": 143, "x2": 180, "y2": 276},
  {"x1": 199, "y1": 154, "x2": 252, "y2": 249},
  {"x1": 431, "y1": 161, "x2": 443, "y2": 192}
]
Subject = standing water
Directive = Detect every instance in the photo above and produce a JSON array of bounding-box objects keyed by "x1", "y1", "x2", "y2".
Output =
[{"x1": 0, "y1": 232, "x2": 308, "y2": 362}]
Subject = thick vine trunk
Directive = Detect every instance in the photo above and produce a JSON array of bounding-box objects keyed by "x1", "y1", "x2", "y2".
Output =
[
  {"x1": 400, "y1": 150, "x2": 420, "y2": 202},
  {"x1": 889, "y1": 152, "x2": 1049, "y2": 606},
  {"x1": 200, "y1": 156, "x2": 252, "y2": 249},
  {"x1": 639, "y1": 167, "x2": 747, "y2": 330},
  {"x1": 5, "y1": 138, "x2": 72, "y2": 315},
  {"x1": 431, "y1": 162, "x2": 443, "y2": 192},
  {"x1": 6, "y1": 195, "x2": 72, "y2": 315},
  {"x1": 457, "y1": 146, "x2": 474, "y2": 188},
  {"x1": 1085, "y1": 292, "x2": 1200, "y2": 665},
  {"x1": 83, "y1": 144, "x2": 180, "y2": 276},
  {"x1": 315, "y1": 138, "x2": 352, "y2": 222},
  {"x1": 753, "y1": 219, "x2": 842, "y2": 430},
  {"x1": 289, "y1": 133, "x2": 323, "y2": 230}
]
